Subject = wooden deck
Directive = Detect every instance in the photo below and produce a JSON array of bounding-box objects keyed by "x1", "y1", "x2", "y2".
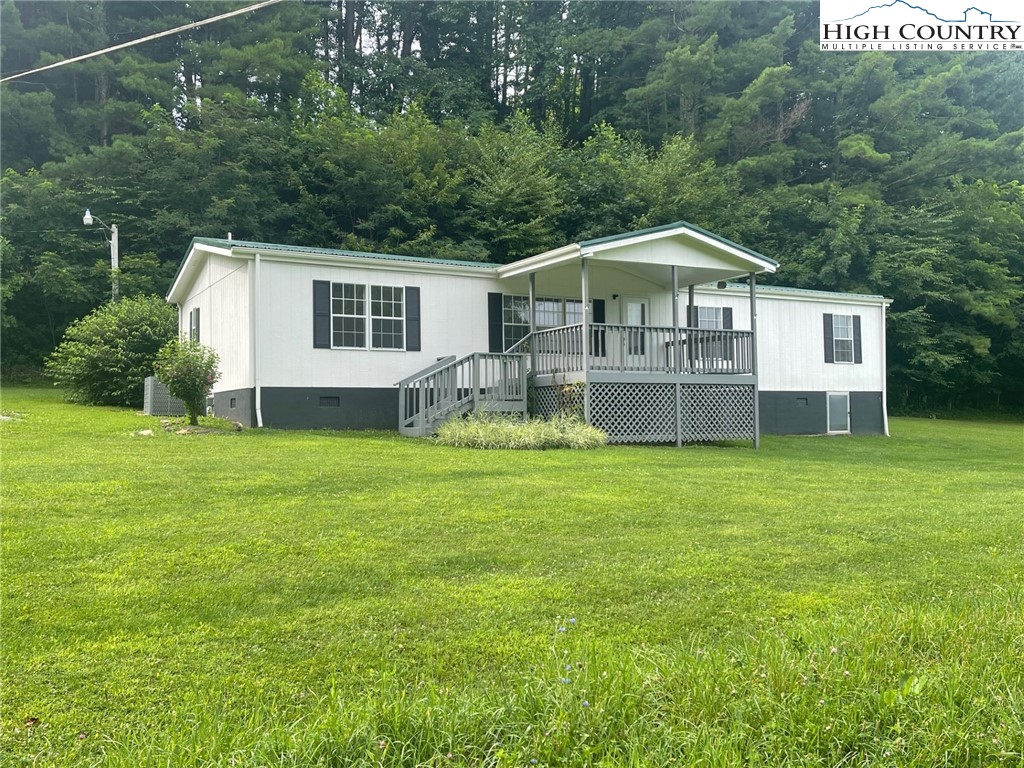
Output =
[{"x1": 513, "y1": 323, "x2": 755, "y2": 379}]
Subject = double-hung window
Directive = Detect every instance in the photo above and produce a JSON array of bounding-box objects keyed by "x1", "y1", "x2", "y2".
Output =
[
  {"x1": 697, "y1": 306, "x2": 723, "y2": 330},
  {"x1": 370, "y1": 286, "x2": 404, "y2": 349},
  {"x1": 188, "y1": 307, "x2": 201, "y2": 342},
  {"x1": 824, "y1": 312, "x2": 861, "y2": 364},
  {"x1": 331, "y1": 283, "x2": 367, "y2": 348},
  {"x1": 502, "y1": 295, "x2": 531, "y2": 350},
  {"x1": 328, "y1": 283, "x2": 405, "y2": 350},
  {"x1": 832, "y1": 314, "x2": 854, "y2": 363}
]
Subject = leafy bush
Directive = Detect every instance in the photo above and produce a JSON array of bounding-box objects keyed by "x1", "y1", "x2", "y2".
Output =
[
  {"x1": 434, "y1": 412, "x2": 607, "y2": 449},
  {"x1": 154, "y1": 339, "x2": 220, "y2": 426},
  {"x1": 44, "y1": 295, "x2": 177, "y2": 407}
]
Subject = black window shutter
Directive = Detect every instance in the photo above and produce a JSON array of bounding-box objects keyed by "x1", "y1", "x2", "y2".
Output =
[
  {"x1": 592, "y1": 299, "x2": 606, "y2": 357},
  {"x1": 722, "y1": 307, "x2": 733, "y2": 329},
  {"x1": 853, "y1": 314, "x2": 862, "y2": 364},
  {"x1": 313, "y1": 280, "x2": 331, "y2": 349},
  {"x1": 488, "y1": 292, "x2": 504, "y2": 352},
  {"x1": 405, "y1": 287, "x2": 421, "y2": 351},
  {"x1": 823, "y1": 313, "x2": 834, "y2": 363}
]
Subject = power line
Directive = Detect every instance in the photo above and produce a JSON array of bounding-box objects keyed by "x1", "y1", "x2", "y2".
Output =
[{"x1": 0, "y1": 0, "x2": 287, "y2": 84}]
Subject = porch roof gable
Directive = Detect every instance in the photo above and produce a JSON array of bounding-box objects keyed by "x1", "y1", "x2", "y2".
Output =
[{"x1": 497, "y1": 221, "x2": 778, "y2": 284}]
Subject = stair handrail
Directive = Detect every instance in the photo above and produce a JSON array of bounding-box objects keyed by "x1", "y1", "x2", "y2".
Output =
[{"x1": 395, "y1": 354, "x2": 457, "y2": 387}]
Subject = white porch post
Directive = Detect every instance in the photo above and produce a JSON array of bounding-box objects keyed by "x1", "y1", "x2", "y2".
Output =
[
  {"x1": 528, "y1": 271, "x2": 537, "y2": 377},
  {"x1": 687, "y1": 284, "x2": 696, "y2": 369},
  {"x1": 750, "y1": 272, "x2": 759, "y2": 449},
  {"x1": 581, "y1": 256, "x2": 591, "y2": 425},
  {"x1": 672, "y1": 266, "x2": 682, "y2": 447}
]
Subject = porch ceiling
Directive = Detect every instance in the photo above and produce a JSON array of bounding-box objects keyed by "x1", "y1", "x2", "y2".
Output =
[{"x1": 497, "y1": 221, "x2": 777, "y2": 285}]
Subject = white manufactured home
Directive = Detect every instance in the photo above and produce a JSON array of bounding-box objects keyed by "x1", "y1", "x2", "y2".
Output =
[{"x1": 167, "y1": 222, "x2": 890, "y2": 445}]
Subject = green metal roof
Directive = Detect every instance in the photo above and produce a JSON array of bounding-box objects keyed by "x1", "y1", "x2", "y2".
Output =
[
  {"x1": 717, "y1": 281, "x2": 889, "y2": 302},
  {"x1": 580, "y1": 221, "x2": 780, "y2": 268},
  {"x1": 190, "y1": 237, "x2": 503, "y2": 270}
]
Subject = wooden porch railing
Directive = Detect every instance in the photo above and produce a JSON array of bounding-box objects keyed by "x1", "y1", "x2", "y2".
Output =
[
  {"x1": 513, "y1": 323, "x2": 754, "y2": 376},
  {"x1": 397, "y1": 352, "x2": 528, "y2": 436}
]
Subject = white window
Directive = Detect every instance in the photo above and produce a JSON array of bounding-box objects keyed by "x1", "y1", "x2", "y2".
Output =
[
  {"x1": 503, "y1": 295, "x2": 589, "y2": 349},
  {"x1": 833, "y1": 314, "x2": 854, "y2": 363},
  {"x1": 188, "y1": 307, "x2": 201, "y2": 342},
  {"x1": 534, "y1": 297, "x2": 564, "y2": 329},
  {"x1": 502, "y1": 295, "x2": 531, "y2": 350},
  {"x1": 331, "y1": 283, "x2": 366, "y2": 348},
  {"x1": 371, "y1": 285, "x2": 404, "y2": 349},
  {"x1": 331, "y1": 283, "x2": 405, "y2": 350},
  {"x1": 565, "y1": 299, "x2": 584, "y2": 325},
  {"x1": 697, "y1": 306, "x2": 723, "y2": 329}
]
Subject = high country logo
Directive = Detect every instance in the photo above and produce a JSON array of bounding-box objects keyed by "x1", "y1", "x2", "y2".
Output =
[{"x1": 819, "y1": 0, "x2": 1023, "y2": 51}]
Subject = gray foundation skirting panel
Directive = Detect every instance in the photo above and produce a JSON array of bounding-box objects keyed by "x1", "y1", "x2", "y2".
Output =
[
  {"x1": 260, "y1": 387, "x2": 397, "y2": 430},
  {"x1": 758, "y1": 391, "x2": 885, "y2": 435},
  {"x1": 144, "y1": 376, "x2": 187, "y2": 416},
  {"x1": 214, "y1": 388, "x2": 257, "y2": 427}
]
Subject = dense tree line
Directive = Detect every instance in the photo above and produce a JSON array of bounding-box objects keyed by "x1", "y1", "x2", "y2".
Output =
[{"x1": 2, "y1": 1, "x2": 1022, "y2": 410}]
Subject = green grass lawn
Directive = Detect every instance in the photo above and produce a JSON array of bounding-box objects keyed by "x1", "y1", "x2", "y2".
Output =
[{"x1": 2, "y1": 387, "x2": 1022, "y2": 767}]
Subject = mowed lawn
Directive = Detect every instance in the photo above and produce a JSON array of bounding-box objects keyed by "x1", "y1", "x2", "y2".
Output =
[{"x1": 2, "y1": 387, "x2": 1022, "y2": 767}]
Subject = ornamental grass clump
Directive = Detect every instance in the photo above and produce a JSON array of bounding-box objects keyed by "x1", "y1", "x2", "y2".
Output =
[{"x1": 434, "y1": 412, "x2": 606, "y2": 449}]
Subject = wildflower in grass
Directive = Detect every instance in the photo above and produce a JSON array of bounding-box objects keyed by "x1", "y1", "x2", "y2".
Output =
[
  {"x1": 569, "y1": 617, "x2": 576, "y2": 625},
  {"x1": 559, "y1": 626, "x2": 566, "y2": 633},
  {"x1": 565, "y1": 664, "x2": 572, "y2": 671},
  {"x1": 582, "y1": 700, "x2": 590, "y2": 708},
  {"x1": 531, "y1": 760, "x2": 538, "y2": 765},
  {"x1": 560, "y1": 677, "x2": 571, "y2": 684}
]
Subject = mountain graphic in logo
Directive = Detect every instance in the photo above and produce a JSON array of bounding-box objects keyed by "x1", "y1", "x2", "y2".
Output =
[{"x1": 830, "y1": 1, "x2": 1017, "y2": 24}]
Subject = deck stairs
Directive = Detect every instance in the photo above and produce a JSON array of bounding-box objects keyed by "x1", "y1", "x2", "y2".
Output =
[{"x1": 397, "y1": 352, "x2": 528, "y2": 436}]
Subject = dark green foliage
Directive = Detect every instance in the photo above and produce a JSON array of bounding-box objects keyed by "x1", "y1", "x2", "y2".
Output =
[
  {"x1": 3, "y1": 1, "x2": 1023, "y2": 408},
  {"x1": 153, "y1": 339, "x2": 220, "y2": 426},
  {"x1": 44, "y1": 295, "x2": 176, "y2": 407}
]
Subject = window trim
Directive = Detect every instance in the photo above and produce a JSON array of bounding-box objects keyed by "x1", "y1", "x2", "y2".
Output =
[
  {"x1": 697, "y1": 306, "x2": 723, "y2": 330},
  {"x1": 328, "y1": 281, "x2": 407, "y2": 351},
  {"x1": 370, "y1": 284, "x2": 405, "y2": 350},
  {"x1": 832, "y1": 313, "x2": 855, "y2": 365}
]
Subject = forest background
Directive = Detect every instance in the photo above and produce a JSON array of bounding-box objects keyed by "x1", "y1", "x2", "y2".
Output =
[{"x1": 1, "y1": 0, "x2": 1022, "y2": 411}]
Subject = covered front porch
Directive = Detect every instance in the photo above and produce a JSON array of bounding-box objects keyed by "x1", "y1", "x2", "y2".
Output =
[{"x1": 496, "y1": 221, "x2": 777, "y2": 446}]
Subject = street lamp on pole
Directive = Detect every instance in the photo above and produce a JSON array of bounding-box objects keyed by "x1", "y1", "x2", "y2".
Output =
[{"x1": 83, "y1": 209, "x2": 119, "y2": 301}]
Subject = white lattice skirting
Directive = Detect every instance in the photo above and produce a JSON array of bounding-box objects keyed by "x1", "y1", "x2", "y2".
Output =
[{"x1": 532, "y1": 383, "x2": 755, "y2": 444}]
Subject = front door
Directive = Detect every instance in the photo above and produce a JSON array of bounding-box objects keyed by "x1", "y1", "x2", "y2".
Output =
[{"x1": 623, "y1": 296, "x2": 650, "y2": 369}]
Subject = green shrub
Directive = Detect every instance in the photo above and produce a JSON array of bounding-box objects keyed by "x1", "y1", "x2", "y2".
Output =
[
  {"x1": 44, "y1": 295, "x2": 177, "y2": 407},
  {"x1": 154, "y1": 339, "x2": 221, "y2": 426},
  {"x1": 435, "y1": 412, "x2": 607, "y2": 449}
]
